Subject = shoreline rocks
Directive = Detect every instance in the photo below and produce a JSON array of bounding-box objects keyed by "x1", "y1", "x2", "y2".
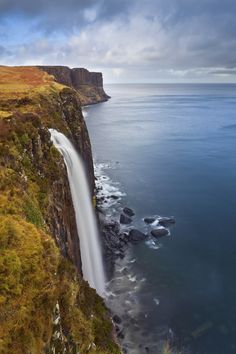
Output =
[
  {"x1": 100, "y1": 219, "x2": 129, "y2": 278},
  {"x1": 123, "y1": 207, "x2": 135, "y2": 217},
  {"x1": 144, "y1": 217, "x2": 156, "y2": 224},
  {"x1": 95, "y1": 164, "x2": 177, "y2": 353},
  {"x1": 120, "y1": 213, "x2": 132, "y2": 224},
  {"x1": 151, "y1": 228, "x2": 169, "y2": 238},
  {"x1": 113, "y1": 315, "x2": 122, "y2": 324},
  {"x1": 129, "y1": 229, "x2": 147, "y2": 243},
  {"x1": 158, "y1": 216, "x2": 175, "y2": 227}
]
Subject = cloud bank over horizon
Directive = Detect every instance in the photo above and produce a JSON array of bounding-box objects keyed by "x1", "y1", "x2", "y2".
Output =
[{"x1": 0, "y1": 0, "x2": 236, "y2": 83}]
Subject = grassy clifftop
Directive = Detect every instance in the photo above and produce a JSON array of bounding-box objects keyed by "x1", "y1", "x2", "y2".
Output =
[{"x1": 0, "y1": 66, "x2": 120, "y2": 354}]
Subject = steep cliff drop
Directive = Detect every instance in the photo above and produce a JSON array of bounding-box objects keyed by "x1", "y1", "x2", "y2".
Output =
[
  {"x1": 50, "y1": 129, "x2": 106, "y2": 296},
  {"x1": 0, "y1": 66, "x2": 120, "y2": 353},
  {"x1": 38, "y1": 66, "x2": 110, "y2": 105}
]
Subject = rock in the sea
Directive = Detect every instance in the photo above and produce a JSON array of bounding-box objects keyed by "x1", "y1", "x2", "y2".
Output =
[
  {"x1": 113, "y1": 315, "x2": 122, "y2": 324},
  {"x1": 110, "y1": 195, "x2": 119, "y2": 200},
  {"x1": 117, "y1": 329, "x2": 125, "y2": 339},
  {"x1": 120, "y1": 213, "x2": 132, "y2": 224},
  {"x1": 158, "y1": 216, "x2": 175, "y2": 227},
  {"x1": 151, "y1": 228, "x2": 169, "y2": 238},
  {"x1": 123, "y1": 207, "x2": 135, "y2": 217},
  {"x1": 144, "y1": 217, "x2": 156, "y2": 224},
  {"x1": 129, "y1": 229, "x2": 146, "y2": 243}
]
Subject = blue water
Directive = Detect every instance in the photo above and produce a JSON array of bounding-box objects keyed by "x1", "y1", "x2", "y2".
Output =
[{"x1": 85, "y1": 84, "x2": 236, "y2": 354}]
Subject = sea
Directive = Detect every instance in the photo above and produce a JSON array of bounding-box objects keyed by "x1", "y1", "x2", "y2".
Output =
[{"x1": 84, "y1": 84, "x2": 236, "y2": 354}]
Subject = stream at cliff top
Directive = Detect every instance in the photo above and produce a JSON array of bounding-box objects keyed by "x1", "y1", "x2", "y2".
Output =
[{"x1": 84, "y1": 84, "x2": 236, "y2": 354}]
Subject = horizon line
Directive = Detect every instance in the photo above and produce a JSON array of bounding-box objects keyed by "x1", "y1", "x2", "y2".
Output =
[{"x1": 104, "y1": 82, "x2": 236, "y2": 85}]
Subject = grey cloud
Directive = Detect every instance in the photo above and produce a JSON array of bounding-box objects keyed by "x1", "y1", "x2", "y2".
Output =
[
  {"x1": 0, "y1": 0, "x2": 236, "y2": 82},
  {"x1": 210, "y1": 68, "x2": 236, "y2": 75},
  {"x1": 0, "y1": 0, "x2": 132, "y2": 31}
]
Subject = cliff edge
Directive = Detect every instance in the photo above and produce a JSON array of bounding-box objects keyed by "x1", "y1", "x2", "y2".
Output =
[
  {"x1": 0, "y1": 66, "x2": 119, "y2": 354},
  {"x1": 38, "y1": 66, "x2": 110, "y2": 105}
]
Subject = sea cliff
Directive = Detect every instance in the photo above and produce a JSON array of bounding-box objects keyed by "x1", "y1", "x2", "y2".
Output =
[
  {"x1": 0, "y1": 66, "x2": 119, "y2": 353},
  {"x1": 38, "y1": 66, "x2": 110, "y2": 105}
]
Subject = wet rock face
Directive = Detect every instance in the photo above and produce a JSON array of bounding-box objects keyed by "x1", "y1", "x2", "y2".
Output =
[
  {"x1": 47, "y1": 172, "x2": 82, "y2": 272},
  {"x1": 101, "y1": 220, "x2": 128, "y2": 279}
]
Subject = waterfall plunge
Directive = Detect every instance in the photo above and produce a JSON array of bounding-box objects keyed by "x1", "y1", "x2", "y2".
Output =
[{"x1": 49, "y1": 129, "x2": 105, "y2": 296}]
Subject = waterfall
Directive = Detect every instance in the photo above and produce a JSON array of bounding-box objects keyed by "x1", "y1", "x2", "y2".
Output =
[{"x1": 49, "y1": 129, "x2": 105, "y2": 296}]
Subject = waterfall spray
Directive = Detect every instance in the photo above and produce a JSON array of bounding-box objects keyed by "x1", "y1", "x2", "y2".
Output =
[{"x1": 49, "y1": 129, "x2": 105, "y2": 296}]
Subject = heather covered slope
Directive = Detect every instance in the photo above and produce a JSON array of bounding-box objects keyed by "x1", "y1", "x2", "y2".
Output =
[{"x1": 0, "y1": 66, "x2": 119, "y2": 354}]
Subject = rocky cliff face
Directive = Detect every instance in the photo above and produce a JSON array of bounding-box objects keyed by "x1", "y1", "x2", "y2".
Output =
[
  {"x1": 0, "y1": 66, "x2": 119, "y2": 354},
  {"x1": 38, "y1": 66, "x2": 110, "y2": 105}
]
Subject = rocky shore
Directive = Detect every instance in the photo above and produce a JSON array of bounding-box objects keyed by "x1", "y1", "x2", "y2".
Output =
[
  {"x1": 95, "y1": 169, "x2": 175, "y2": 280},
  {"x1": 93, "y1": 162, "x2": 176, "y2": 353}
]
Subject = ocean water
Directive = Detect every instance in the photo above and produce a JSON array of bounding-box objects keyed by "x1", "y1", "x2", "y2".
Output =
[{"x1": 84, "y1": 84, "x2": 236, "y2": 354}]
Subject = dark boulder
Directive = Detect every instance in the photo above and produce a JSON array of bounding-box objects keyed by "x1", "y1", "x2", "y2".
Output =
[
  {"x1": 151, "y1": 228, "x2": 169, "y2": 238},
  {"x1": 123, "y1": 207, "x2": 135, "y2": 217},
  {"x1": 117, "y1": 329, "x2": 125, "y2": 339},
  {"x1": 158, "y1": 216, "x2": 175, "y2": 227},
  {"x1": 129, "y1": 229, "x2": 146, "y2": 243},
  {"x1": 113, "y1": 315, "x2": 122, "y2": 324},
  {"x1": 144, "y1": 217, "x2": 156, "y2": 224},
  {"x1": 120, "y1": 213, "x2": 132, "y2": 224},
  {"x1": 110, "y1": 195, "x2": 119, "y2": 200}
]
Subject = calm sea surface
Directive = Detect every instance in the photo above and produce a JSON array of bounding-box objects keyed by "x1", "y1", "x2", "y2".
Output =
[{"x1": 85, "y1": 84, "x2": 236, "y2": 354}]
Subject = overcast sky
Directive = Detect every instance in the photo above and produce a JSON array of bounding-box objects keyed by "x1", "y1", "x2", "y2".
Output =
[{"x1": 0, "y1": 0, "x2": 236, "y2": 83}]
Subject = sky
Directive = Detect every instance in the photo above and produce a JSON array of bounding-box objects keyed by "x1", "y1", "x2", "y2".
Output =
[{"x1": 0, "y1": 0, "x2": 236, "y2": 83}]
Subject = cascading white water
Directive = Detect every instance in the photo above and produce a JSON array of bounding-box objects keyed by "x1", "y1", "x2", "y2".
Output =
[{"x1": 49, "y1": 129, "x2": 105, "y2": 296}]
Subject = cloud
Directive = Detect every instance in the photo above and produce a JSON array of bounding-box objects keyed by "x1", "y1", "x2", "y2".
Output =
[
  {"x1": 0, "y1": 0, "x2": 236, "y2": 82},
  {"x1": 0, "y1": 0, "x2": 132, "y2": 32}
]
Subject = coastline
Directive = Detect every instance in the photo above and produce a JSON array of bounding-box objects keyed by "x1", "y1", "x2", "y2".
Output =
[{"x1": 91, "y1": 157, "x2": 176, "y2": 354}]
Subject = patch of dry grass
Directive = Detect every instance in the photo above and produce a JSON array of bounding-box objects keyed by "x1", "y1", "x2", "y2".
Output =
[{"x1": 0, "y1": 66, "x2": 64, "y2": 108}]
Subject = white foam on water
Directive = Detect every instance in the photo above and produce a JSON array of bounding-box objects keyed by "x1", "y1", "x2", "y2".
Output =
[
  {"x1": 153, "y1": 297, "x2": 160, "y2": 306},
  {"x1": 154, "y1": 225, "x2": 166, "y2": 230},
  {"x1": 151, "y1": 218, "x2": 160, "y2": 226},
  {"x1": 145, "y1": 239, "x2": 161, "y2": 250},
  {"x1": 128, "y1": 275, "x2": 137, "y2": 282},
  {"x1": 104, "y1": 290, "x2": 117, "y2": 298},
  {"x1": 94, "y1": 162, "x2": 126, "y2": 209}
]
